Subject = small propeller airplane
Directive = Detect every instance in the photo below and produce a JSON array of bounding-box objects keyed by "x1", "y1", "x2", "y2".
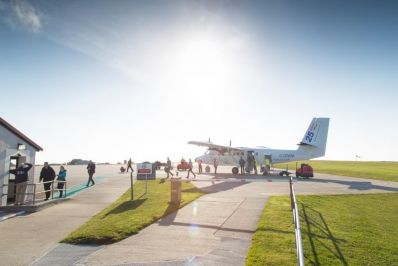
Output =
[{"x1": 188, "y1": 117, "x2": 330, "y2": 174}]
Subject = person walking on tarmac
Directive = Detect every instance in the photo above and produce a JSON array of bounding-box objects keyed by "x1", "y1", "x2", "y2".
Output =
[
  {"x1": 186, "y1": 159, "x2": 196, "y2": 179},
  {"x1": 40, "y1": 162, "x2": 56, "y2": 200},
  {"x1": 166, "y1": 157, "x2": 174, "y2": 178},
  {"x1": 213, "y1": 158, "x2": 218, "y2": 174},
  {"x1": 239, "y1": 156, "x2": 246, "y2": 175},
  {"x1": 9, "y1": 162, "x2": 33, "y2": 205},
  {"x1": 86, "y1": 160, "x2": 96, "y2": 186},
  {"x1": 126, "y1": 158, "x2": 134, "y2": 173}
]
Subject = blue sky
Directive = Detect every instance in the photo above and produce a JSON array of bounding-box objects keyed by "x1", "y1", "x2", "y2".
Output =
[{"x1": 1, "y1": 0, "x2": 397, "y2": 163}]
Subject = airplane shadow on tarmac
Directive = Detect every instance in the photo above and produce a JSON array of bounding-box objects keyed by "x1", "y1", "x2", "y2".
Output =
[
  {"x1": 301, "y1": 178, "x2": 398, "y2": 192},
  {"x1": 200, "y1": 172, "x2": 290, "y2": 181},
  {"x1": 189, "y1": 179, "x2": 249, "y2": 194}
]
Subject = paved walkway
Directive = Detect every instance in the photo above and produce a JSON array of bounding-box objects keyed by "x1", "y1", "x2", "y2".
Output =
[
  {"x1": 0, "y1": 175, "x2": 130, "y2": 266},
  {"x1": 78, "y1": 179, "x2": 267, "y2": 266}
]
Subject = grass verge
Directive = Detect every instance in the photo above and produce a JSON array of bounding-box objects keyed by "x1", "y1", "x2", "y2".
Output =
[
  {"x1": 247, "y1": 193, "x2": 398, "y2": 266},
  {"x1": 274, "y1": 160, "x2": 398, "y2": 182},
  {"x1": 62, "y1": 179, "x2": 204, "y2": 244}
]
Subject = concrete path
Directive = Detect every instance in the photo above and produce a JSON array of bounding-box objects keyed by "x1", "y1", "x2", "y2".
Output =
[
  {"x1": 78, "y1": 178, "x2": 267, "y2": 266},
  {"x1": 0, "y1": 174, "x2": 130, "y2": 266}
]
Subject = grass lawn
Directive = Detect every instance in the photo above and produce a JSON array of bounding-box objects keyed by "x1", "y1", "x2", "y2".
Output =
[
  {"x1": 247, "y1": 193, "x2": 398, "y2": 266},
  {"x1": 63, "y1": 179, "x2": 204, "y2": 244},
  {"x1": 274, "y1": 160, "x2": 398, "y2": 182}
]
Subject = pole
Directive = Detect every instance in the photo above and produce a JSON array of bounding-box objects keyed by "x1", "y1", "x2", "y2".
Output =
[
  {"x1": 130, "y1": 172, "x2": 133, "y2": 200},
  {"x1": 51, "y1": 181, "x2": 54, "y2": 200},
  {"x1": 289, "y1": 177, "x2": 293, "y2": 210},
  {"x1": 33, "y1": 184, "x2": 36, "y2": 205},
  {"x1": 145, "y1": 173, "x2": 148, "y2": 195}
]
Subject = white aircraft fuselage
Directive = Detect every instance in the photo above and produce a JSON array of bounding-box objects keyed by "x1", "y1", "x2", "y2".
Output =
[{"x1": 190, "y1": 117, "x2": 330, "y2": 170}]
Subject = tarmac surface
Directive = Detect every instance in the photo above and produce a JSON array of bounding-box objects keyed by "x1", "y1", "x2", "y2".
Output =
[{"x1": 0, "y1": 165, "x2": 397, "y2": 265}]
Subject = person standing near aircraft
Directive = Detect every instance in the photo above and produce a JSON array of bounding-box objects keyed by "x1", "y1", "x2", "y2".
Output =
[
  {"x1": 253, "y1": 158, "x2": 258, "y2": 175},
  {"x1": 246, "y1": 153, "x2": 252, "y2": 173},
  {"x1": 40, "y1": 162, "x2": 56, "y2": 200},
  {"x1": 198, "y1": 159, "x2": 203, "y2": 174},
  {"x1": 186, "y1": 159, "x2": 196, "y2": 179},
  {"x1": 239, "y1": 156, "x2": 245, "y2": 175},
  {"x1": 213, "y1": 158, "x2": 218, "y2": 174},
  {"x1": 166, "y1": 157, "x2": 174, "y2": 178},
  {"x1": 86, "y1": 160, "x2": 96, "y2": 186},
  {"x1": 126, "y1": 158, "x2": 133, "y2": 173},
  {"x1": 264, "y1": 156, "x2": 271, "y2": 175}
]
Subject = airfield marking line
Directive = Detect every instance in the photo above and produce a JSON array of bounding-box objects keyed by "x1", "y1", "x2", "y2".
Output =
[
  {"x1": 30, "y1": 243, "x2": 61, "y2": 266},
  {"x1": 214, "y1": 197, "x2": 247, "y2": 236},
  {"x1": 65, "y1": 175, "x2": 108, "y2": 198}
]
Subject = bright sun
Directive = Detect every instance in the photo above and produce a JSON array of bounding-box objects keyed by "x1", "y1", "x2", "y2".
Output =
[
  {"x1": 170, "y1": 33, "x2": 232, "y2": 93},
  {"x1": 154, "y1": 30, "x2": 244, "y2": 108}
]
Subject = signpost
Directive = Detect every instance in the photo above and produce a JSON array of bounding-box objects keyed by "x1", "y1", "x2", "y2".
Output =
[
  {"x1": 130, "y1": 171, "x2": 134, "y2": 200},
  {"x1": 137, "y1": 162, "x2": 152, "y2": 195}
]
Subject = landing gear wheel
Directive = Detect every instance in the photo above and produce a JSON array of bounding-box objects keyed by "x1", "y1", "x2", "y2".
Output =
[
  {"x1": 205, "y1": 166, "x2": 211, "y2": 173},
  {"x1": 232, "y1": 167, "x2": 239, "y2": 175}
]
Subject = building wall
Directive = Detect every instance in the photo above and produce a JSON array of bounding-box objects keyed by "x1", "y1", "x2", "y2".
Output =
[{"x1": 0, "y1": 125, "x2": 37, "y2": 206}]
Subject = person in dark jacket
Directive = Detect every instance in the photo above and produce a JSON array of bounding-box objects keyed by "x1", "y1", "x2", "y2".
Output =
[
  {"x1": 86, "y1": 160, "x2": 96, "y2": 186},
  {"x1": 239, "y1": 156, "x2": 246, "y2": 175},
  {"x1": 40, "y1": 162, "x2": 56, "y2": 200},
  {"x1": 126, "y1": 158, "x2": 133, "y2": 173},
  {"x1": 56, "y1": 166, "x2": 67, "y2": 198},
  {"x1": 9, "y1": 162, "x2": 33, "y2": 205},
  {"x1": 213, "y1": 158, "x2": 218, "y2": 174}
]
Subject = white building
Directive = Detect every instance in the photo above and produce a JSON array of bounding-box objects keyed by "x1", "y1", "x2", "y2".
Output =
[{"x1": 0, "y1": 117, "x2": 42, "y2": 206}]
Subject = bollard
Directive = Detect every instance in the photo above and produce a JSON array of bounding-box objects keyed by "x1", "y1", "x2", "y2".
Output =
[{"x1": 170, "y1": 178, "x2": 181, "y2": 204}]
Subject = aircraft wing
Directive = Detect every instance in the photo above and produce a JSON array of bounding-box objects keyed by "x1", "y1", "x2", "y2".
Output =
[{"x1": 188, "y1": 141, "x2": 243, "y2": 153}]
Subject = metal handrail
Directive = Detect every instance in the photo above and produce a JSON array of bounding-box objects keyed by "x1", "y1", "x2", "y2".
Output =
[
  {"x1": 289, "y1": 176, "x2": 305, "y2": 266},
  {"x1": 0, "y1": 180, "x2": 67, "y2": 205}
]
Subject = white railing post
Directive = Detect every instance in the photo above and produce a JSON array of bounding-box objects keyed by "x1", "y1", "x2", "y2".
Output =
[
  {"x1": 33, "y1": 184, "x2": 36, "y2": 205},
  {"x1": 290, "y1": 176, "x2": 305, "y2": 266}
]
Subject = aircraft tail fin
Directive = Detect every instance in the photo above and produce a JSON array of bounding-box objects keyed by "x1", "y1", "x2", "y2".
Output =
[{"x1": 298, "y1": 117, "x2": 330, "y2": 157}]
